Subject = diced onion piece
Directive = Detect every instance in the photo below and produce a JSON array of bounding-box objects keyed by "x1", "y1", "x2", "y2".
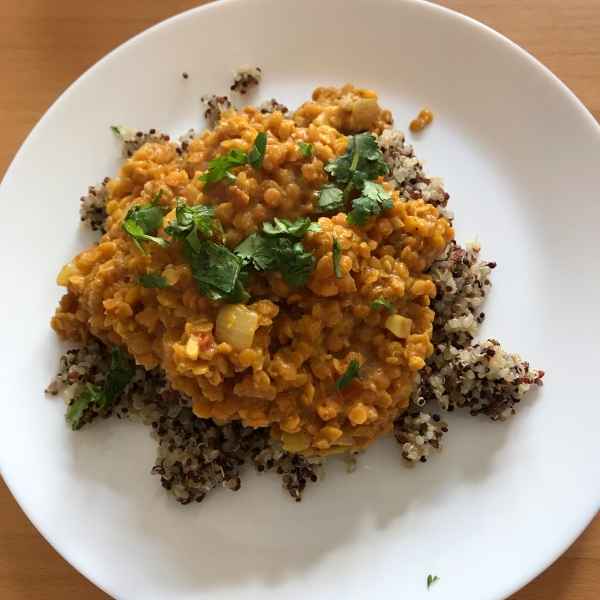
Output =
[
  {"x1": 351, "y1": 98, "x2": 379, "y2": 130},
  {"x1": 56, "y1": 261, "x2": 79, "y2": 286},
  {"x1": 385, "y1": 314, "x2": 413, "y2": 339},
  {"x1": 215, "y1": 304, "x2": 259, "y2": 351}
]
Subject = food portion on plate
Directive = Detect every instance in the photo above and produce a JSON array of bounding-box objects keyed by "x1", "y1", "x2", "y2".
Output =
[{"x1": 46, "y1": 69, "x2": 544, "y2": 503}]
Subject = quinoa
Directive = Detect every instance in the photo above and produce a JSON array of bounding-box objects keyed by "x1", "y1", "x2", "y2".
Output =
[
  {"x1": 79, "y1": 178, "x2": 110, "y2": 233},
  {"x1": 258, "y1": 98, "x2": 290, "y2": 117},
  {"x1": 230, "y1": 64, "x2": 262, "y2": 95},
  {"x1": 111, "y1": 126, "x2": 170, "y2": 158},
  {"x1": 48, "y1": 339, "x2": 326, "y2": 503},
  {"x1": 379, "y1": 128, "x2": 453, "y2": 222},
  {"x1": 200, "y1": 94, "x2": 232, "y2": 129}
]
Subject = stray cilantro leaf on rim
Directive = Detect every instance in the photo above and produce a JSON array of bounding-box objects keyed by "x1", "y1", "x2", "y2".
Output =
[
  {"x1": 369, "y1": 299, "x2": 397, "y2": 313},
  {"x1": 298, "y1": 141, "x2": 314, "y2": 157},
  {"x1": 316, "y1": 184, "x2": 345, "y2": 213},
  {"x1": 137, "y1": 274, "x2": 170, "y2": 289},
  {"x1": 335, "y1": 360, "x2": 362, "y2": 391},
  {"x1": 427, "y1": 575, "x2": 440, "y2": 590},
  {"x1": 332, "y1": 236, "x2": 343, "y2": 279}
]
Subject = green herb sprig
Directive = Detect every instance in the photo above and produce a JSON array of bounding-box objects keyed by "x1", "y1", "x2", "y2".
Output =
[
  {"x1": 317, "y1": 132, "x2": 394, "y2": 226},
  {"x1": 66, "y1": 347, "x2": 135, "y2": 430},
  {"x1": 335, "y1": 360, "x2": 362, "y2": 391},
  {"x1": 427, "y1": 575, "x2": 440, "y2": 590},
  {"x1": 199, "y1": 131, "x2": 267, "y2": 190},
  {"x1": 369, "y1": 299, "x2": 397, "y2": 313},
  {"x1": 332, "y1": 236, "x2": 343, "y2": 279},
  {"x1": 298, "y1": 141, "x2": 314, "y2": 157},
  {"x1": 137, "y1": 274, "x2": 170, "y2": 289},
  {"x1": 164, "y1": 198, "x2": 223, "y2": 252},
  {"x1": 234, "y1": 217, "x2": 320, "y2": 287},
  {"x1": 120, "y1": 190, "x2": 170, "y2": 255}
]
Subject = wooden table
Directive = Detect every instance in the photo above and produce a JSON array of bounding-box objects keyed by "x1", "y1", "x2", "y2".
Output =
[{"x1": 1, "y1": 0, "x2": 599, "y2": 598}]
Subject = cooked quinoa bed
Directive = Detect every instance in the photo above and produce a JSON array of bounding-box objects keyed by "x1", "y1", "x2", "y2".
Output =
[{"x1": 48, "y1": 75, "x2": 544, "y2": 503}]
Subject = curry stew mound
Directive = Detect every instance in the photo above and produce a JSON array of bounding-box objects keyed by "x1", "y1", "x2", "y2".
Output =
[{"x1": 52, "y1": 85, "x2": 454, "y2": 456}]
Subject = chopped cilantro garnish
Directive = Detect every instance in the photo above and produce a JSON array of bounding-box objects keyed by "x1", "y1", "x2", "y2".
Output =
[
  {"x1": 120, "y1": 220, "x2": 170, "y2": 255},
  {"x1": 150, "y1": 189, "x2": 164, "y2": 206},
  {"x1": 66, "y1": 347, "x2": 135, "y2": 430},
  {"x1": 335, "y1": 360, "x2": 362, "y2": 391},
  {"x1": 234, "y1": 233, "x2": 316, "y2": 287},
  {"x1": 316, "y1": 184, "x2": 345, "y2": 213},
  {"x1": 247, "y1": 131, "x2": 268, "y2": 170},
  {"x1": 298, "y1": 141, "x2": 314, "y2": 157},
  {"x1": 137, "y1": 274, "x2": 170, "y2": 289},
  {"x1": 164, "y1": 199, "x2": 220, "y2": 251},
  {"x1": 65, "y1": 382, "x2": 103, "y2": 431},
  {"x1": 332, "y1": 236, "x2": 343, "y2": 279},
  {"x1": 321, "y1": 132, "x2": 394, "y2": 224},
  {"x1": 110, "y1": 125, "x2": 122, "y2": 137},
  {"x1": 234, "y1": 233, "x2": 278, "y2": 271},
  {"x1": 199, "y1": 132, "x2": 268, "y2": 190},
  {"x1": 346, "y1": 180, "x2": 394, "y2": 226},
  {"x1": 101, "y1": 346, "x2": 136, "y2": 411},
  {"x1": 261, "y1": 217, "x2": 322, "y2": 238},
  {"x1": 325, "y1": 132, "x2": 389, "y2": 190},
  {"x1": 369, "y1": 299, "x2": 398, "y2": 313},
  {"x1": 189, "y1": 240, "x2": 249, "y2": 302},
  {"x1": 272, "y1": 238, "x2": 316, "y2": 287},
  {"x1": 427, "y1": 575, "x2": 440, "y2": 590}
]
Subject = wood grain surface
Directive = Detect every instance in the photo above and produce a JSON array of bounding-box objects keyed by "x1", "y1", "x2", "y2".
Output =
[{"x1": 1, "y1": 1, "x2": 598, "y2": 598}]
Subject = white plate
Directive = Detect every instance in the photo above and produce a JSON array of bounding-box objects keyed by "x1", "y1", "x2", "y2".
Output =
[{"x1": 1, "y1": 0, "x2": 599, "y2": 598}]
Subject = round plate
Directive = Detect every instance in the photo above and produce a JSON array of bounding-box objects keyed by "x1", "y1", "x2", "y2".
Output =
[{"x1": 1, "y1": 0, "x2": 599, "y2": 598}]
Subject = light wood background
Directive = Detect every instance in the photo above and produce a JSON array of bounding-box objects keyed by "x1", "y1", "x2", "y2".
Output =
[{"x1": 1, "y1": 0, "x2": 599, "y2": 598}]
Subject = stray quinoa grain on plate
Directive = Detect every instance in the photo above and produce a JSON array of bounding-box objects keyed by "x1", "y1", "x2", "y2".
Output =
[{"x1": 47, "y1": 73, "x2": 543, "y2": 503}]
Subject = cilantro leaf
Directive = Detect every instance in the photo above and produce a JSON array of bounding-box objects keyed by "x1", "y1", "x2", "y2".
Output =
[
  {"x1": 189, "y1": 240, "x2": 249, "y2": 302},
  {"x1": 324, "y1": 132, "x2": 388, "y2": 191},
  {"x1": 199, "y1": 132, "x2": 267, "y2": 190},
  {"x1": 120, "y1": 220, "x2": 170, "y2": 255},
  {"x1": 335, "y1": 360, "x2": 362, "y2": 391},
  {"x1": 164, "y1": 199, "x2": 219, "y2": 250},
  {"x1": 332, "y1": 236, "x2": 343, "y2": 279},
  {"x1": 427, "y1": 575, "x2": 440, "y2": 590},
  {"x1": 316, "y1": 184, "x2": 345, "y2": 213},
  {"x1": 137, "y1": 274, "x2": 170, "y2": 289},
  {"x1": 247, "y1": 131, "x2": 267, "y2": 170},
  {"x1": 150, "y1": 189, "x2": 164, "y2": 206},
  {"x1": 65, "y1": 347, "x2": 134, "y2": 430},
  {"x1": 261, "y1": 217, "x2": 322, "y2": 238},
  {"x1": 125, "y1": 204, "x2": 165, "y2": 233},
  {"x1": 347, "y1": 180, "x2": 394, "y2": 226},
  {"x1": 234, "y1": 233, "x2": 278, "y2": 271},
  {"x1": 65, "y1": 382, "x2": 103, "y2": 431},
  {"x1": 101, "y1": 346, "x2": 135, "y2": 411},
  {"x1": 111, "y1": 125, "x2": 122, "y2": 137},
  {"x1": 272, "y1": 238, "x2": 316, "y2": 287},
  {"x1": 298, "y1": 141, "x2": 314, "y2": 157},
  {"x1": 369, "y1": 299, "x2": 398, "y2": 313}
]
